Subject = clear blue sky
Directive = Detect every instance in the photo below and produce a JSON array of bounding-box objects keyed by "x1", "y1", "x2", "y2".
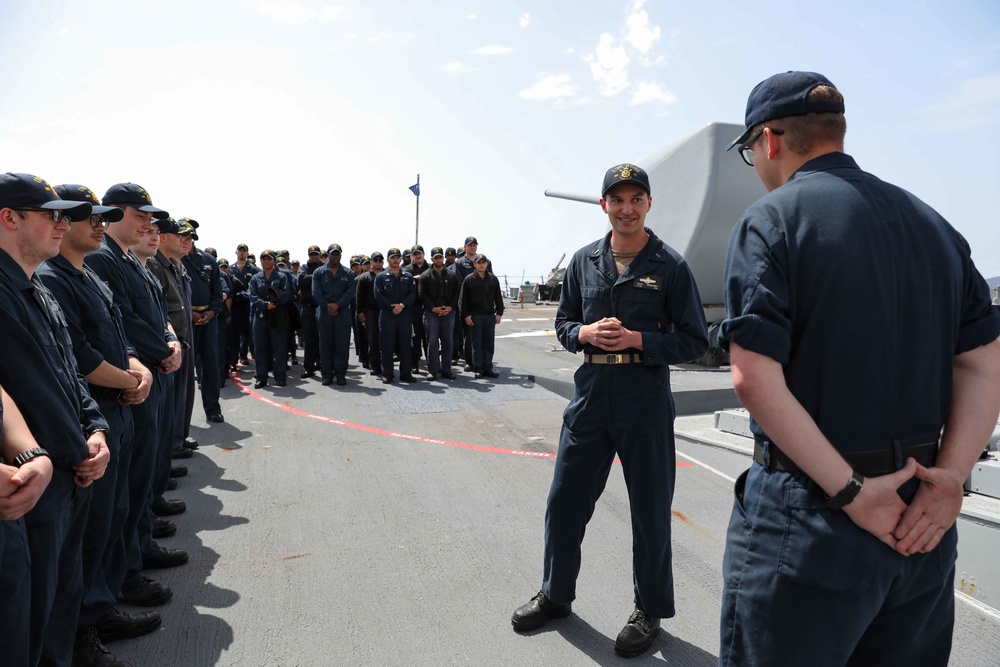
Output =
[{"x1": 2, "y1": 0, "x2": 998, "y2": 284}]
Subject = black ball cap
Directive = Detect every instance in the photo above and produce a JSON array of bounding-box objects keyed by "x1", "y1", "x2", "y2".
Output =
[
  {"x1": 727, "y1": 71, "x2": 843, "y2": 150},
  {"x1": 101, "y1": 182, "x2": 169, "y2": 219},
  {"x1": 0, "y1": 173, "x2": 92, "y2": 222},
  {"x1": 602, "y1": 164, "x2": 650, "y2": 198},
  {"x1": 54, "y1": 184, "x2": 124, "y2": 222}
]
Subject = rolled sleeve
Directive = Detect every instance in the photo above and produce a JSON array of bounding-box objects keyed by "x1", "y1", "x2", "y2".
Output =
[
  {"x1": 555, "y1": 255, "x2": 584, "y2": 353},
  {"x1": 720, "y1": 214, "x2": 792, "y2": 364},
  {"x1": 956, "y1": 252, "x2": 1000, "y2": 354}
]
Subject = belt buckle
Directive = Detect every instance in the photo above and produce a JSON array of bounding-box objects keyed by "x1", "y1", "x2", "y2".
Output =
[{"x1": 607, "y1": 353, "x2": 626, "y2": 364}]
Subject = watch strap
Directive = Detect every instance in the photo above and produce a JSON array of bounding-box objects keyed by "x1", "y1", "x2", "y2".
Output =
[
  {"x1": 12, "y1": 447, "x2": 51, "y2": 468},
  {"x1": 827, "y1": 470, "x2": 864, "y2": 510}
]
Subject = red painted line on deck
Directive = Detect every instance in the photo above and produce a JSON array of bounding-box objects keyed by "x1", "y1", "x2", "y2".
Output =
[{"x1": 231, "y1": 374, "x2": 693, "y2": 467}]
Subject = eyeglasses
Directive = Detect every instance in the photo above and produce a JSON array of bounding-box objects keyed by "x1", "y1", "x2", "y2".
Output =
[
  {"x1": 88, "y1": 214, "x2": 111, "y2": 229},
  {"x1": 16, "y1": 208, "x2": 76, "y2": 224},
  {"x1": 739, "y1": 127, "x2": 784, "y2": 166}
]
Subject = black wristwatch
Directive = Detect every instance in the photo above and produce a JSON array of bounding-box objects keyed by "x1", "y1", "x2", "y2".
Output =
[
  {"x1": 12, "y1": 447, "x2": 51, "y2": 468},
  {"x1": 827, "y1": 470, "x2": 864, "y2": 509}
]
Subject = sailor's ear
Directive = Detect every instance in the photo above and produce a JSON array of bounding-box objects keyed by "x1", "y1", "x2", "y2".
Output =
[
  {"x1": 764, "y1": 127, "x2": 782, "y2": 161},
  {"x1": 0, "y1": 208, "x2": 19, "y2": 230}
]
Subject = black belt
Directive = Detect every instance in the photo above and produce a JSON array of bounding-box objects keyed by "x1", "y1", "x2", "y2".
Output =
[
  {"x1": 753, "y1": 438, "x2": 938, "y2": 476},
  {"x1": 584, "y1": 353, "x2": 643, "y2": 364}
]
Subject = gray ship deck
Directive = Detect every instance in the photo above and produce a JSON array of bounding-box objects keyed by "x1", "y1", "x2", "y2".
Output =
[{"x1": 115, "y1": 304, "x2": 1000, "y2": 666}]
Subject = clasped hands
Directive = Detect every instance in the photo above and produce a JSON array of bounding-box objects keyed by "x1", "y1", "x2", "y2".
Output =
[
  {"x1": 581, "y1": 317, "x2": 640, "y2": 351},
  {"x1": 843, "y1": 458, "x2": 965, "y2": 557}
]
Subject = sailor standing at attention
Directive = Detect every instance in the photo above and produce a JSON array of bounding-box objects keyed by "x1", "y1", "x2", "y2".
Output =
[
  {"x1": 717, "y1": 71, "x2": 1000, "y2": 666},
  {"x1": 38, "y1": 185, "x2": 159, "y2": 666},
  {"x1": 374, "y1": 247, "x2": 417, "y2": 383},
  {"x1": 248, "y1": 249, "x2": 294, "y2": 388},
  {"x1": 230, "y1": 242, "x2": 259, "y2": 365},
  {"x1": 356, "y1": 252, "x2": 384, "y2": 377},
  {"x1": 511, "y1": 163, "x2": 708, "y2": 658},
  {"x1": 180, "y1": 221, "x2": 224, "y2": 424},
  {"x1": 296, "y1": 244, "x2": 324, "y2": 379},
  {"x1": 86, "y1": 182, "x2": 187, "y2": 611},
  {"x1": 312, "y1": 243, "x2": 356, "y2": 386}
]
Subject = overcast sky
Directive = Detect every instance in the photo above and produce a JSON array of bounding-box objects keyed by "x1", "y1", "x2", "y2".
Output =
[{"x1": 2, "y1": 0, "x2": 998, "y2": 286}]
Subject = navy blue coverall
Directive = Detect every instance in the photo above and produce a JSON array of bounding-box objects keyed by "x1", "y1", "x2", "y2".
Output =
[
  {"x1": 355, "y1": 270, "x2": 382, "y2": 374},
  {"x1": 38, "y1": 254, "x2": 137, "y2": 632},
  {"x1": 0, "y1": 248, "x2": 108, "y2": 666},
  {"x1": 718, "y1": 152, "x2": 1000, "y2": 666},
  {"x1": 182, "y1": 247, "x2": 223, "y2": 418},
  {"x1": 374, "y1": 269, "x2": 416, "y2": 379},
  {"x1": 404, "y1": 260, "x2": 430, "y2": 368},
  {"x1": 297, "y1": 260, "x2": 324, "y2": 374},
  {"x1": 87, "y1": 236, "x2": 177, "y2": 595},
  {"x1": 248, "y1": 269, "x2": 294, "y2": 383},
  {"x1": 142, "y1": 265, "x2": 176, "y2": 513},
  {"x1": 148, "y1": 251, "x2": 194, "y2": 454},
  {"x1": 543, "y1": 228, "x2": 707, "y2": 619},
  {"x1": 229, "y1": 261, "x2": 259, "y2": 361},
  {"x1": 218, "y1": 270, "x2": 232, "y2": 383},
  {"x1": 312, "y1": 262, "x2": 356, "y2": 381}
]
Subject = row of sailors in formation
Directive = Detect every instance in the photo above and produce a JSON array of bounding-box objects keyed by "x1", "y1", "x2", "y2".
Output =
[{"x1": 215, "y1": 237, "x2": 506, "y2": 387}]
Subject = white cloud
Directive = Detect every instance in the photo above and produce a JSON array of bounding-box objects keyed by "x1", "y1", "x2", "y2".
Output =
[
  {"x1": 629, "y1": 81, "x2": 677, "y2": 106},
  {"x1": 469, "y1": 46, "x2": 512, "y2": 56},
  {"x1": 442, "y1": 62, "x2": 480, "y2": 74},
  {"x1": 586, "y1": 34, "x2": 630, "y2": 96},
  {"x1": 625, "y1": 7, "x2": 661, "y2": 53},
  {"x1": 638, "y1": 53, "x2": 667, "y2": 67},
  {"x1": 468, "y1": 12, "x2": 476, "y2": 20},
  {"x1": 580, "y1": 1, "x2": 668, "y2": 101},
  {"x1": 250, "y1": 0, "x2": 316, "y2": 25},
  {"x1": 519, "y1": 74, "x2": 576, "y2": 100},
  {"x1": 317, "y1": 6, "x2": 348, "y2": 21},
  {"x1": 519, "y1": 13, "x2": 531, "y2": 28}
]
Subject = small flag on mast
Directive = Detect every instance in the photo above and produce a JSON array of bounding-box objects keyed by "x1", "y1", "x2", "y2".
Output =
[{"x1": 409, "y1": 183, "x2": 420, "y2": 196}]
